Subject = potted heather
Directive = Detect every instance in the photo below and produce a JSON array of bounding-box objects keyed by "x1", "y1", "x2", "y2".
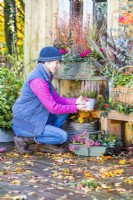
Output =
[
  {"x1": 52, "y1": 14, "x2": 103, "y2": 78},
  {"x1": 80, "y1": 80, "x2": 99, "y2": 110},
  {"x1": 68, "y1": 130, "x2": 122, "y2": 157},
  {"x1": 68, "y1": 130, "x2": 106, "y2": 157}
]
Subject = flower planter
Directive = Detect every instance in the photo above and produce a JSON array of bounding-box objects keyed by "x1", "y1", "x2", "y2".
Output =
[
  {"x1": 69, "y1": 144, "x2": 107, "y2": 157},
  {"x1": 54, "y1": 63, "x2": 101, "y2": 80},
  {"x1": 0, "y1": 128, "x2": 14, "y2": 142}
]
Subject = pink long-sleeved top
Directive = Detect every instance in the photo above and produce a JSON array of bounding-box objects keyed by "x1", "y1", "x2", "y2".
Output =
[{"x1": 29, "y1": 78, "x2": 78, "y2": 114}]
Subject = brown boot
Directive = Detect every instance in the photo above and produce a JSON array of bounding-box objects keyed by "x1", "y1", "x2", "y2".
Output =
[
  {"x1": 14, "y1": 136, "x2": 35, "y2": 154},
  {"x1": 37, "y1": 143, "x2": 68, "y2": 154},
  {"x1": 61, "y1": 142, "x2": 70, "y2": 152}
]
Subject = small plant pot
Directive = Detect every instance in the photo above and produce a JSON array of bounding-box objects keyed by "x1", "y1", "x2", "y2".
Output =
[
  {"x1": 0, "y1": 128, "x2": 14, "y2": 142},
  {"x1": 69, "y1": 144, "x2": 107, "y2": 157},
  {"x1": 85, "y1": 98, "x2": 96, "y2": 111}
]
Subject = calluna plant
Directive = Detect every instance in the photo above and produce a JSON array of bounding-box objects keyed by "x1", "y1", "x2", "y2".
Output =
[
  {"x1": 81, "y1": 81, "x2": 99, "y2": 98},
  {"x1": 69, "y1": 129, "x2": 122, "y2": 154},
  {"x1": 69, "y1": 130, "x2": 101, "y2": 151},
  {"x1": 52, "y1": 13, "x2": 105, "y2": 64}
]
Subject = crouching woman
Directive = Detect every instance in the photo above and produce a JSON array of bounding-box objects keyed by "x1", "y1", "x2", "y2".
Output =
[{"x1": 12, "y1": 46, "x2": 88, "y2": 154}]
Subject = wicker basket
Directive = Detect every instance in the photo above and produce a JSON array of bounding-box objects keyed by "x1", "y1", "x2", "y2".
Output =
[{"x1": 111, "y1": 66, "x2": 133, "y2": 105}]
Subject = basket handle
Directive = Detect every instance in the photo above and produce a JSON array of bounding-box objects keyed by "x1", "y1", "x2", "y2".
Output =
[{"x1": 117, "y1": 66, "x2": 133, "y2": 73}]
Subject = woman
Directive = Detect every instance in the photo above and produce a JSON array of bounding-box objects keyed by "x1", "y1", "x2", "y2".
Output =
[{"x1": 12, "y1": 46, "x2": 88, "y2": 154}]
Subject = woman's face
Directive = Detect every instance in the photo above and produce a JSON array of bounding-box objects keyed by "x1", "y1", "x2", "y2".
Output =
[{"x1": 45, "y1": 60, "x2": 60, "y2": 74}]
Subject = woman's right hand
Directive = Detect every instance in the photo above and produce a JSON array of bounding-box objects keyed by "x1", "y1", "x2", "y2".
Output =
[{"x1": 77, "y1": 104, "x2": 88, "y2": 112}]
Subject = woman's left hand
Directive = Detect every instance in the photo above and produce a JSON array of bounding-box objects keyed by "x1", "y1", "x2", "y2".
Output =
[{"x1": 76, "y1": 96, "x2": 86, "y2": 105}]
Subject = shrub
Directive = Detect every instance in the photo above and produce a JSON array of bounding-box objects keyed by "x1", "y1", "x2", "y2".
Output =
[{"x1": 0, "y1": 67, "x2": 23, "y2": 130}]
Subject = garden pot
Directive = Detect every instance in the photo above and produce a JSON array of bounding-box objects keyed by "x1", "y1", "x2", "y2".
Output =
[
  {"x1": 66, "y1": 121, "x2": 100, "y2": 139},
  {"x1": 69, "y1": 144, "x2": 107, "y2": 157},
  {"x1": 85, "y1": 98, "x2": 96, "y2": 111},
  {"x1": 0, "y1": 128, "x2": 14, "y2": 142},
  {"x1": 54, "y1": 62, "x2": 96, "y2": 80}
]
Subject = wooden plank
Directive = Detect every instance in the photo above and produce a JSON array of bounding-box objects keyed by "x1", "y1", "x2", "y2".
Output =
[
  {"x1": 54, "y1": 75, "x2": 106, "y2": 81},
  {"x1": 107, "y1": 0, "x2": 120, "y2": 37},
  {"x1": 96, "y1": 110, "x2": 133, "y2": 122},
  {"x1": 100, "y1": 117, "x2": 121, "y2": 139},
  {"x1": 108, "y1": 120, "x2": 121, "y2": 139},
  {"x1": 108, "y1": 110, "x2": 133, "y2": 122},
  {"x1": 24, "y1": 0, "x2": 32, "y2": 76}
]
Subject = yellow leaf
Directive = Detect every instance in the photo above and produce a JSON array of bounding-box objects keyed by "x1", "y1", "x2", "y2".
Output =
[
  {"x1": 63, "y1": 169, "x2": 70, "y2": 175},
  {"x1": 124, "y1": 178, "x2": 133, "y2": 184},
  {"x1": 84, "y1": 172, "x2": 91, "y2": 177},
  {"x1": 15, "y1": 167, "x2": 23, "y2": 173},
  {"x1": 12, "y1": 195, "x2": 27, "y2": 200},
  {"x1": 119, "y1": 159, "x2": 126, "y2": 165},
  {"x1": 29, "y1": 179, "x2": 38, "y2": 183},
  {"x1": 10, "y1": 180, "x2": 21, "y2": 185},
  {"x1": 25, "y1": 169, "x2": 31, "y2": 173},
  {"x1": 78, "y1": 117, "x2": 84, "y2": 123},
  {"x1": 16, "y1": 162, "x2": 25, "y2": 166},
  {"x1": 2, "y1": 195, "x2": 12, "y2": 199},
  {"x1": 28, "y1": 192, "x2": 36, "y2": 196}
]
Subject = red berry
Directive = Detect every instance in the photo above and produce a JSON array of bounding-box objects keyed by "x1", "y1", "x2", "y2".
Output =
[{"x1": 104, "y1": 104, "x2": 109, "y2": 109}]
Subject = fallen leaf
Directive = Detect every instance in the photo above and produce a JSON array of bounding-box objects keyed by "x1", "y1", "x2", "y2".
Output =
[
  {"x1": 119, "y1": 159, "x2": 126, "y2": 165},
  {"x1": 10, "y1": 180, "x2": 21, "y2": 185},
  {"x1": 115, "y1": 182, "x2": 122, "y2": 187},
  {"x1": 124, "y1": 178, "x2": 133, "y2": 184}
]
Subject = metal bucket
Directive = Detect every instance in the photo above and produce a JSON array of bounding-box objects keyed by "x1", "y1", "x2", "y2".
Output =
[{"x1": 66, "y1": 121, "x2": 100, "y2": 139}]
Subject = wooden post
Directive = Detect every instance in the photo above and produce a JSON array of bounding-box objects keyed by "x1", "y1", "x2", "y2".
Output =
[
  {"x1": 24, "y1": 0, "x2": 58, "y2": 76},
  {"x1": 125, "y1": 122, "x2": 133, "y2": 147},
  {"x1": 107, "y1": 0, "x2": 120, "y2": 37},
  {"x1": 83, "y1": 0, "x2": 93, "y2": 26}
]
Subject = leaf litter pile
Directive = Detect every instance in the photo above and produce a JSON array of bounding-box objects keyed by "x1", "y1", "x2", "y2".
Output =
[{"x1": 0, "y1": 144, "x2": 133, "y2": 200}]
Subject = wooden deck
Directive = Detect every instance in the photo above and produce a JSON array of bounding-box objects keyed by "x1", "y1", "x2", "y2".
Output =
[{"x1": 0, "y1": 142, "x2": 133, "y2": 200}]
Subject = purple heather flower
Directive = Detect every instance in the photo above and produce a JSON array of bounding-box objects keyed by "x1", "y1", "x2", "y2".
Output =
[
  {"x1": 100, "y1": 48, "x2": 104, "y2": 52},
  {"x1": 73, "y1": 134, "x2": 81, "y2": 143},
  {"x1": 59, "y1": 49, "x2": 67, "y2": 54},
  {"x1": 80, "y1": 130, "x2": 88, "y2": 137},
  {"x1": 79, "y1": 49, "x2": 91, "y2": 57},
  {"x1": 69, "y1": 144, "x2": 79, "y2": 151},
  {"x1": 79, "y1": 139, "x2": 85, "y2": 144},
  {"x1": 79, "y1": 52, "x2": 87, "y2": 58},
  {"x1": 85, "y1": 143, "x2": 91, "y2": 148},
  {"x1": 94, "y1": 141, "x2": 101, "y2": 146}
]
